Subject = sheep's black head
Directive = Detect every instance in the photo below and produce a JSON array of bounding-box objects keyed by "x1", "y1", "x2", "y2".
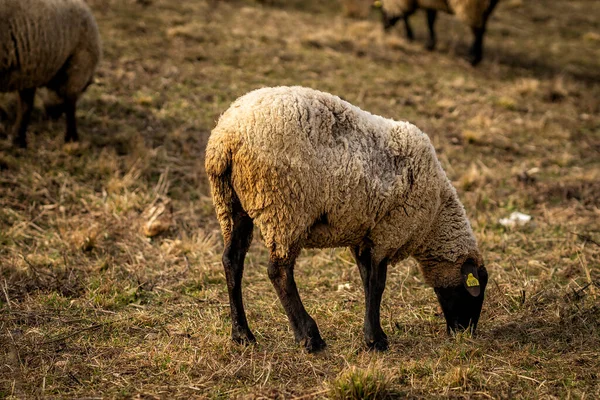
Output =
[{"x1": 434, "y1": 259, "x2": 488, "y2": 335}]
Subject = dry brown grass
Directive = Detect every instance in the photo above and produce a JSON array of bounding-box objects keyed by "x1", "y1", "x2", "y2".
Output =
[{"x1": 1, "y1": 0, "x2": 599, "y2": 398}]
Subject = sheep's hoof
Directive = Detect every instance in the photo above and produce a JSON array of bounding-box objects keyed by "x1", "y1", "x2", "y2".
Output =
[
  {"x1": 425, "y1": 40, "x2": 436, "y2": 51},
  {"x1": 366, "y1": 337, "x2": 389, "y2": 352},
  {"x1": 231, "y1": 329, "x2": 256, "y2": 345},
  {"x1": 302, "y1": 336, "x2": 327, "y2": 353}
]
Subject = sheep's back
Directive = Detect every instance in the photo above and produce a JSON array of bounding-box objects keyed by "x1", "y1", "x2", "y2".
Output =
[
  {"x1": 217, "y1": 87, "x2": 401, "y2": 201},
  {"x1": 0, "y1": 0, "x2": 96, "y2": 92},
  {"x1": 213, "y1": 87, "x2": 441, "y2": 253},
  {"x1": 219, "y1": 87, "x2": 395, "y2": 163}
]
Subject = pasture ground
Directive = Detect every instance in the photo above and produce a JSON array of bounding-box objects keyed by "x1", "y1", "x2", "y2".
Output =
[{"x1": 1, "y1": 0, "x2": 599, "y2": 398}]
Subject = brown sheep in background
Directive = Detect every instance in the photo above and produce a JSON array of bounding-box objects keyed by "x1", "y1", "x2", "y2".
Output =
[
  {"x1": 378, "y1": 0, "x2": 499, "y2": 65},
  {"x1": 0, "y1": 0, "x2": 101, "y2": 148}
]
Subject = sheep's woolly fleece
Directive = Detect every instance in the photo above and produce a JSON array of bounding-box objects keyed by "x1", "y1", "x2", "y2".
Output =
[
  {"x1": 381, "y1": 0, "x2": 492, "y2": 28},
  {"x1": 0, "y1": 0, "x2": 101, "y2": 94},
  {"x1": 205, "y1": 86, "x2": 481, "y2": 288}
]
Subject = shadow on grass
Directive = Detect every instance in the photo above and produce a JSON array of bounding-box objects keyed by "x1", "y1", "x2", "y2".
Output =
[
  {"x1": 1, "y1": 262, "x2": 85, "y2": 302},
  {"x1": 398, "y1": 32, "x2": 600, "y2": 85},
  {"x1": 489, "y1": 47, "x2": 600, "y2": 85},
  {"x1": 485, "y1": 302, "x2": 600, "y2": 350}
]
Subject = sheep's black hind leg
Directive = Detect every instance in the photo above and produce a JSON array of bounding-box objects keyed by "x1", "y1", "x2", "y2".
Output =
[
  {"x1": 222, "y1": 198, "x2": 255, "y2": 344},
  {"x1": 12, "y1": 88, "x2": 36, "y2": 148},
  {"x1": 64, "y1": 96, "x2": 79, "y2": 143},
  {"x1": 425, "y1": 9, "x2": 437, "y2": 50},
  {"x1": 268, "y1": 247, "x2": 325, "y2": 353},
  {"x1": 352, "y1": 246, "x2": 389, "y2": 351}
]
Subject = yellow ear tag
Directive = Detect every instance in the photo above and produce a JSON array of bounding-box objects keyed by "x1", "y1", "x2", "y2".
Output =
[
  {"x1": 373, "y1": 0, "x2": 382, "y2": 8},
  {"x1": 466, "y1": 273, "x2": 480, "y2": 287}
]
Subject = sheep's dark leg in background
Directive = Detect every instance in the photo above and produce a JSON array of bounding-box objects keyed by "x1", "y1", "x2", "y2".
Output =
[
  {"x1": 352, "y1": 246, "x2": 389, "y2": 351},
  {"x1": 64, "y1": 96, "x2": 79, "y2": 143},
  {"x1": 403, "y1": 10, "x2": 415, "y2": 40},
  {"x1": 484, "y1": 0, "x2": 500, "y2": 20},
  {"x1": 222, "y1": 197, "x2": 255, "y2": 344},
  {"x1": 468, "y1": 0, "x2": 499, "y2": 65},
  {"x1": 12, "y1": 88, "x2": 36, "y2": 148},
  {"x1": 268, "y1": 247, "x2": 325, "y2": 353},
  {"x1": 468, "y1": 27, "x2": 485, "y2": 66},
  {"x1": 425, "y1": 9, "x2": 437, "y2": 50}
]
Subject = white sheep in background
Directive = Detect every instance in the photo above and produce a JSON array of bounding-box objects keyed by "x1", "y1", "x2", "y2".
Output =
[
  {"x1": 378, "y1": 0, "x2": 500, "y2": 65},
  {"x1": 205, "y1": 86, "x2": 488, "y2": 352},
  {"x1": 0, "y1": 0, "x2": 101, "y2": 148}
]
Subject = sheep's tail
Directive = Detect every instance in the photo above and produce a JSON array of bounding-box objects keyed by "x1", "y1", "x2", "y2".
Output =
[{"x1": 205, "y1": 132, "x2": 236, "y2": 244}]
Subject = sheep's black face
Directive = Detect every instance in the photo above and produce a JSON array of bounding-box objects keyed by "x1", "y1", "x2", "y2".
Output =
[{"x1": 434, "y1": 261, "x2": 488, "y2": 335}]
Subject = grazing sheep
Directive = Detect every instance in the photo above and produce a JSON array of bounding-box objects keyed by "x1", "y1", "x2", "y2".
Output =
[
  {"x1": 0, "y1": 0, "x2": 101, "y2": 148},
  {"x1": 378, "y1": 0, "x2": 499, "y2": 65},
  {"x1": 205, "y1": 86, "x2": 488, "y2": 352}
]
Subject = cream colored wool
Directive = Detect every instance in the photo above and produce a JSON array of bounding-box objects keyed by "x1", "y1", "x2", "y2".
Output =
[
  {"x1": 206, "y1": 86, "x2": 481, "y2": 288},
  {"x1": 0, "y1": 0, "x2": 101, "y2": 95},
  {"x1": 381, "y1": 0, "x2": 491, "y2": 28}
]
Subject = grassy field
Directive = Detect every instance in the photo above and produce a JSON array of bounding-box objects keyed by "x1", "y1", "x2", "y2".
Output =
[{"x1": 1, "y1": 0, "x2": 599, "y2": 398}]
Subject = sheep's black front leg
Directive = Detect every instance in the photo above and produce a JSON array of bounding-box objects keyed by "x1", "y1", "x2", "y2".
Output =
[
  {"x1": 222, "y1": 199, "x2": 255, "y2": 344},
  {"x1": 352, "y1": 246, "x2": 389, "y2": 351},
  {"x1": 64, "y1": 96, "x2": 79, "y2": 143},
  {"x1": 468, "y1": 26, "x2": 485, "y2": 66},
  {"x1": 468, "y1": 0, "x2": 498, "y2": 66},
  {"x1": 268, "y1": 247, "x2": 325, "y2": 353},
  {"x1": 403, "y1": 11, "x2": 415, "y2": 40},
  {"x1": 425, "y1": 9, "x2": 437, "y2": 50},
  {"x1": 12, "y1": 88, "x2": 36, "y2": 148}
]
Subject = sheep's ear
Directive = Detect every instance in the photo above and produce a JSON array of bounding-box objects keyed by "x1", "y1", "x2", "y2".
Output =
[{"x1": 461, "y1": 259, "x2": 481, "y2": 297}]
